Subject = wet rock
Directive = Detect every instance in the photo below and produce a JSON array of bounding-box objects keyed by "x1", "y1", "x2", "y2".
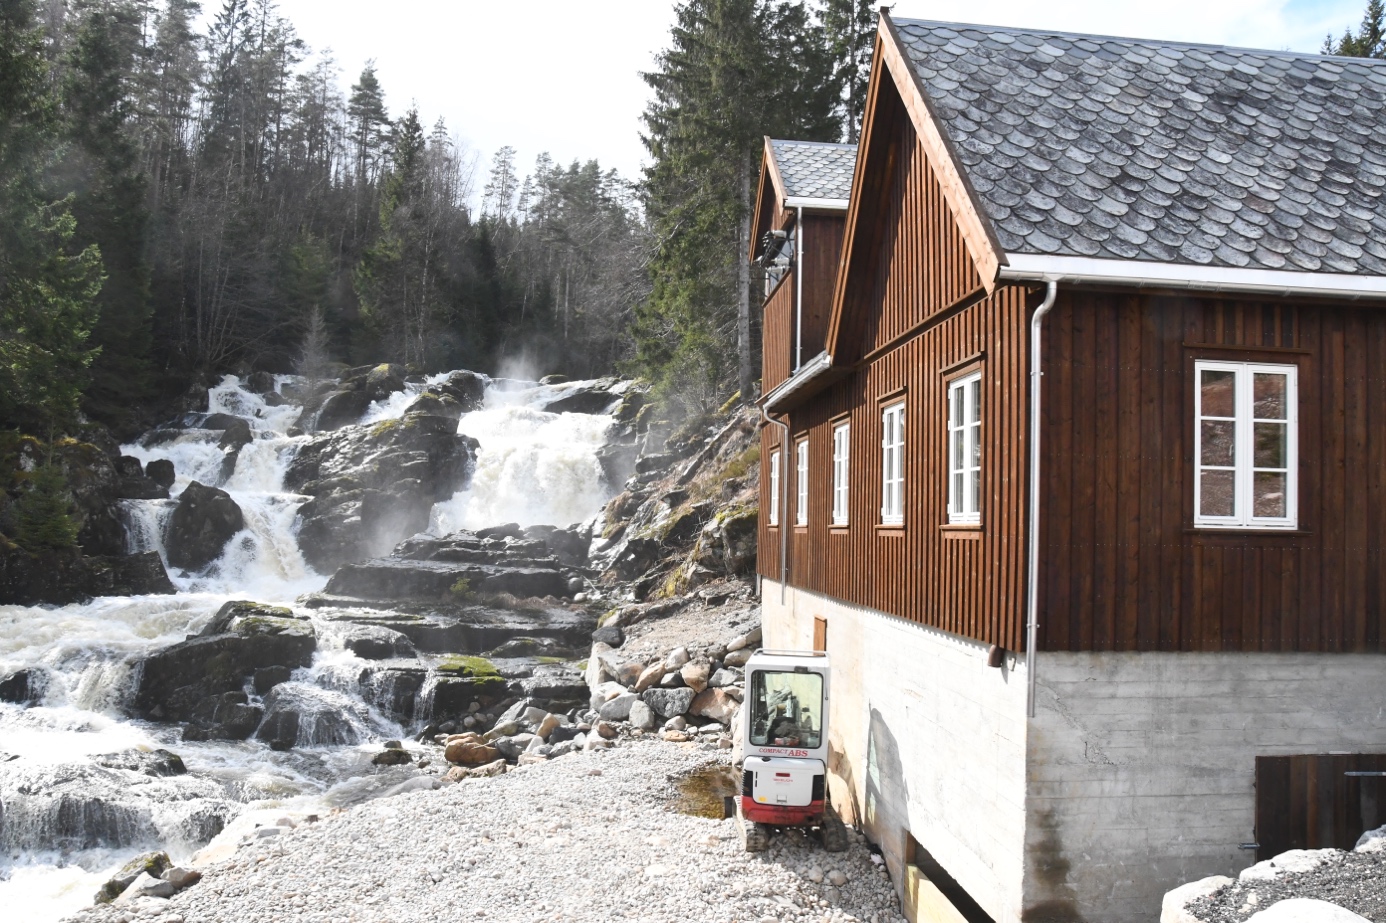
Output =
[
  {"x1": 115, "y1": 456, "x2": 144, "y2": 479},
  {"x1": 641, "y1": 686, "x2": 695, "y2": 719},
  {"x1": 164, "y1": 481, "x2": 244, "y2": 570},
  {"x1": 433, "y1": 370, "x2": 487, "y2": 410},
  {"x1": 523, "y1": 524, "x2": 591, "y2": 568},
  {"x1": 81, "y1": 552, "x2": 177, "y2": 597},
  {"x1": 324, "y1": 557, "x2": 569, "y2": 603},
  {"x1": 364, "y1": 363, "x2": 407, "y2": 400},
  {"x1": 340, "y1": 624, "x2": 416, "y2": 660},
  {"x1": 255, "y1": 683, "x2": 366, "y2": 749},
  {"x1": 145, "y1": 459, "x2": 175, "y2": 490},
  {"x1": 0, "y1": 667, "x2": 50, "y2": 705},
  {"x1": 314, "y1": 390, "x2": 373, "y2": 431},
  {"x1": 95, "y1": 851, "x2": 172, "y2": 904},
  {"x1": 253, "y1": 665, "x2": 293, "y2": 694},
  {"x1": 134, "y1": 602, "x2": 315, "y2": 722},
  {"x1": 217, "y1": 418, "x2": 253, "y2": 451},
  {"x1": 183, "y1": 691, "x2": 264, "y2": 741},
  {"x1": 286, "y1": 413, "x2": 477, "y2": 571},
  {"x1": 538, "y1": 380, "x2": 623, "y2": 415},
  {"x1": 372, "y1": 748, "x2": 413, "y2": 766},
  {"x1": 92, "y1": 749, "x2": 187, "y2": 777}
]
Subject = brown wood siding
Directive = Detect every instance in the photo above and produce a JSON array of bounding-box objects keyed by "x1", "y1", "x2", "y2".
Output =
[
  {"x1": 759, "y1": 285, "x2": 1033, "y2": 652},
  {"x1": 1256, "y1": 754, "x2": 1386, "y2": 860},
  {"x1": 799, "y1": 214, "x2": 845, "y2": 360},
  {"x1": 762, "y1": 275, "x2": 796, "y2": 395},
  {"x1": 830, "y1": 80, "x2": 986, "y2": 365},
  {"x1": 1039, "y1": 290, "x2": 1386, "y2": 653}
]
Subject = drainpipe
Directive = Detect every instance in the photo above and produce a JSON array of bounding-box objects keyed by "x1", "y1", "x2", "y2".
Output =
[
  {"x1": 1026, "y1": 280, "x2": 1059, "y2": 719},
  {"x1": 760, "y1": 404, "x2": 791, "y2": 604},
  {"x1": 795, "y1": 208, "x2": 804, "y2": 372}
]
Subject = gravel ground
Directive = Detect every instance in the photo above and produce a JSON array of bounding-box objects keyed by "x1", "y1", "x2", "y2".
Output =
[
  {"x1": 64, "y1": 739, "x2": 905, "y2": 923},
  {"x1": 618, "y1": 594, "x2": 760, "y2": 666},
  {"x1": 1188, "y1": 850, "x2": 1386, "y2": 922}
]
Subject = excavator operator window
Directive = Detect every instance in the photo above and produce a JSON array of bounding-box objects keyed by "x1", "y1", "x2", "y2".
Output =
[{"x1": 748, "y1": 670, "x2": 822, "y2": 749}]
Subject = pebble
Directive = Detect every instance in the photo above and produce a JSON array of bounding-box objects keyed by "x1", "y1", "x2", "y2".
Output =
[{"x1": 62, "y1": 740, "x2": 903, "y2": 923}]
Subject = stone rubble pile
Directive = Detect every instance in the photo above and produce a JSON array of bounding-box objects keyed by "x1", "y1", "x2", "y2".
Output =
[{"x1": 1164, "y1": 827, "x2": 1386, "y2": 922}]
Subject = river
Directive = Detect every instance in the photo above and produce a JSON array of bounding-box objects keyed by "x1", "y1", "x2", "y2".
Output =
[{"x1": 0, "y1": 372, "x2": 618, "y2": 920}]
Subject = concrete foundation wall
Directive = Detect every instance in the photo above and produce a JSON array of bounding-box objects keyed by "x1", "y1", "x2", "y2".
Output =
[
  {"x1": 763, "y1": 580, "x2": 1030, "y2": 923},
  {"x1": 1028, "y1": 652, "x2": 1386, "y2": 922}
]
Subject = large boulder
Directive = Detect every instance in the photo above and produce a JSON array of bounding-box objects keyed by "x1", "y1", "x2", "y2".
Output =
[
  {"x1": 0, "y1": 547, "x2": 174, "y2": 606},
  {"x1": 314, "y1": 390, "x2": 373, "y2": 431},
  {"x1": 537, "y1": 379, "x2": 623, "y2": 415},
  {"x1": 0, "y1": 667, "x2": 50, "y2": 705},
  {"x1": 133, "y1": 601, "x2": 316, "y2": 722},
  {"x1": 82, "y1": 552, "x2": 176, "y2": 597},
  {"x1": 340, "y1": 624, "x2": 416, "y2": 660},
  {"x1": 164, "y1": 481, "x2": 244, "y2": 571},
  {"x1": 641, "y1": 686, "x2": 695, "y2": 719},
  {"x1": 364, "y1": 363, "x2": 407, "y2": 400},
  {"x1": 286, "y1": 413, "x2": 477, "y2": 571}
]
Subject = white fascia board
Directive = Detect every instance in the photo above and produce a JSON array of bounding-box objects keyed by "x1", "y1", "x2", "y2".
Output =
[
  {"x1": 783, "y1": 196, "x2": 849, "y2": 210},
  {"x1": 762, "y1": 350, "x2": 834, "y2": 412},
  {"x1": 1000, "y1": 254, "x2": 1386, "y2": 301}
]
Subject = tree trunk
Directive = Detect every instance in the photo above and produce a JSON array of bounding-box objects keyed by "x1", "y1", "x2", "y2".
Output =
[{"x1": 738, "y1": 153, "x2": 753, "y2": 403}]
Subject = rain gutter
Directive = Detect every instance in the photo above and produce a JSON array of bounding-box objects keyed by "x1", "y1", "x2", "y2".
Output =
[{"x1": 1026, "y1": 280, "x2": 1058, "y2": 719}]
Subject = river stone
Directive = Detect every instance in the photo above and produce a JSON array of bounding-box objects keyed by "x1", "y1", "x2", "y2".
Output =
[
  {"x1": 145, "y1": 458, "x2": 176, "y2": 489},
  {"x1": 0, "y1": 667, "x2": 49, "y2": 705},
  {"x1": 641, "y1": 686, "x2": 695, "y2": 719},
  {"x1": 598, "y1": 692, "x2": 638, "y2": 721},
  {"x1": 164, "y1": 481, "x2": 244, "y2": 570},
  {"x1": 92, "y1": 748, "x2": 187, "y2": 777},
  {"x1": 690, "y1": 688, "x2": 738, "y2": 724},
  {"x1": 633, "y1": 661, "x2": 665, "y2": 693},
  {"x1": 681, "y1": 660, "x2": 711, "y2": 694},
  {"x1": 115, "y1": 872, "x2": 178, "y2": 902},
  {"x1": 364, "y1": 363, "x2": 406, "y2": 400},
  {"x1": 314, "y1": 390, "x2": 373, "y2": 431},
  {"x1": 341, "y1": 624, "x2": 416, "y2": 660},
  {"x1": 628, "y1": 699, "x2": 657, "y2": 731},
  {"x1": 217, "y1": 418, "x2": 253, "y2": 451},
  {"x1": 372, "y1": 748, "x2": 413, "y2": 766},
  {"x1": 95, "y1": 851, "x2": 173, "y2": 904},
  {"x1": 445, "y1": 740, "x2": 500, "y2": 765}
]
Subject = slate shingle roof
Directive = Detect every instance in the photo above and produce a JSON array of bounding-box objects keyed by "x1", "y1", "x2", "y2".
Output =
[
  {"x1": 769, "y1": 140, "x2": 857, "y2": 204},
  {"x1": 893, "y1": 18, "x2": 1386, "y2": 275}
]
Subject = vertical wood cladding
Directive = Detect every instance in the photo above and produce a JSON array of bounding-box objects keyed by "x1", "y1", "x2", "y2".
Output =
[
  {"x1": 758, "y1": 286, "x2": 1031, "y2": 652},
  {"x1": 800, "y1": 214, "x2": 845, "y2": 359},
  {"x1": 762, "y1": 276, "x2": 796, "y2": 394},
  {"x1": 1039, "y1": 290, "x2": 1386, "y2": 653}
]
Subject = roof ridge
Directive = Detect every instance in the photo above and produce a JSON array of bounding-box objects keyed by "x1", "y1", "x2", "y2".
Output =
[
  {"x1": 892, "y1": 15, "x2": 1386, "y2": 67},
  {"x1": 771, "y1": 139, "x2": 858, "y2": 149}
]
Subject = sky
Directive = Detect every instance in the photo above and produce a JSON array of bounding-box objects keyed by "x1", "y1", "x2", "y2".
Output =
[{"x1": 258, "y1": 0, "x2": 1367, "y2": 190}]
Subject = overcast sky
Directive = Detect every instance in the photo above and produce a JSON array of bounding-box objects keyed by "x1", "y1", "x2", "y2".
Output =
[{"x1": 260, "y1": 0, "x2": 1366, "y2": 190}]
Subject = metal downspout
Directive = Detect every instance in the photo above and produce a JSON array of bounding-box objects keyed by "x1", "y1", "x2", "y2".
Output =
[
  {"x1": 1026, "y1": 280, "x2": 1058, "y2": 719},
  {"x1": 760, "y1": 404, "x2": 791, "y2": 604},
  {"x1": 795, "y1": 207, "x2": 805, "y2": 372}
]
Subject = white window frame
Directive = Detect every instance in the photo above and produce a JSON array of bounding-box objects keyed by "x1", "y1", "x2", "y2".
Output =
[
  {"x1": 881, "y1": 401, "x2": 905, "y2": 525},
  {"x1": 768, "y1": 448, "x2": 781, "y2": 526},
  {"x1": 947, "y1": 372, "x2": 982, "y2": 525},
  {"x1": 831, "y1": 421, "x2": 850, "y2": 526},
  {"x1": 795, "y1": 438, "x2": 809, "y2": 526},
  {"x1": 1193, "y1": 360, "x2": 1298, "y2": 530}
]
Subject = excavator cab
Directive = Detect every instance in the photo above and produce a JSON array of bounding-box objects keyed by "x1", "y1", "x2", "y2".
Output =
[{"x1": 736, "y1": 649, "x2": 847, "y2": 852}]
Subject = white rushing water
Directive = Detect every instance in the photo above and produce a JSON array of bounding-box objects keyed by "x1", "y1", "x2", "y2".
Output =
[{"x1": 0, "y1": 372, "x2": 620, "y2": 921}]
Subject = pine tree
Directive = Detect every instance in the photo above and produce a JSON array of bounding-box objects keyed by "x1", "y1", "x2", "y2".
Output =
[
  {"x1": 820, "y1": 0, "x2": 875, "y2": 141},
  {"x1": 347, "y1": 61, "x2": 388, "y2": 182},
  {"x1": 1324, "y1": 0, "x2": 1386, "y2": 58},
  {"x1": 638, "y1": 0, "x2": 840, "y2": 411},
  {"x1": 13, "y1": 463, "x2": 79, "y2": 552},
  {"x1": 60, "y1": 0, "x2": 154, "y2": 429},
  {"x1": 482, "y1": 145, "x2": 518, "y2": 222},
  {"x1": 0, "y1": 0, "x2": 105, "y2": 435}
]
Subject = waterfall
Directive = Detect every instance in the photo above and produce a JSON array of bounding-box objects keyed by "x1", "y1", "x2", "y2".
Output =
[{"x1": 0, "y1": 370, "x2": 622, "y2": 922}]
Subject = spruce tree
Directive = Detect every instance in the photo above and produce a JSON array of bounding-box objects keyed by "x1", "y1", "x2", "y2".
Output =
[
  {"x1": 0, "y1": 0, "x2": 105, "y2": 435},
  {"x1": 13, "y1": 463, "x2": 79, "y2": 553},
  {"x1": 1324, "y1": 0, "x2": 1386, "y2": 58}
]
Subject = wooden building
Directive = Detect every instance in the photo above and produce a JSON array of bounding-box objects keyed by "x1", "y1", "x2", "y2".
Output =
[{"x1": 757, "y1": 14, "x2": 1386, "y2": 923}]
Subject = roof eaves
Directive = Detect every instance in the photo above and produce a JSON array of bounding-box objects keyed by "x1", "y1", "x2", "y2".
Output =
[
  {"x1": 784, "y1": 195, "x2": 848, "y2": 210},
  {"x1": 1001, "y1": 254, "x2": 1386, "y2": 301}
]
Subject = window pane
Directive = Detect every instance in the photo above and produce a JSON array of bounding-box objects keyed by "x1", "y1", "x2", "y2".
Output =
[
  {"x1": 949, "y1": 388, "x2": 960, "y2": 428},
  {"x1": 1254, "y1": 422, "x2": 1286, "y2": 469},
  {"x1": 970, "y1": 422, "x2": 981, "y2": 466},
  {"x1": 1201, "y1": 369, "x2": 1236, "y2": 417},
  {"x1": 952, "y1": 472, "x2": 962, "y2": 510},
  {"x1": 969, "y1": 469, "x2": 979, "y2": 513},
  {"x1": 970, "y1": 379, "x2": 981, "y2": 424},
  {"x1": 1200, "y1": 469, "x2": 1236, "y2": 517},
  {"x1": 1253, "y1": 471, "x2": 1287, "y2": 518},
  {"x1": 1200, "y1": 420, "x2": 1236, "y2": 466},
  {"x1": 952, "y1": 430, "x2": 963, "y2": 470},
  {"x1": 1253, "y1": 373, "x2": 1287, "y2": 420}
]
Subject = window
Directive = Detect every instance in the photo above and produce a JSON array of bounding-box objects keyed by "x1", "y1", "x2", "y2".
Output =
[
  {"x1": 947, "y1": 372, "x2": 982, "y2": 524},
  {"x1": 795, "y1": 438, "x2": 809, "y2": 526},
  {"x1": 768, "y1": 449, "x2": 781, "y2": 526},
  {"x1": 1194, "y1": 360, "x2": 1297, "y2": 529},
  {"x1": 831, "y1": 422, "x2": 851, "y2": 526},
  {"x1": 881, "y1": 401, "x2": 905, "y2": 525}
]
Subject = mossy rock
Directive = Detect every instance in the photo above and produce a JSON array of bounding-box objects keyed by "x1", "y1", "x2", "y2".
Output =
[
  {"x1": 370, "y1": 419, "x2": 400, "y2": 439},
  {"x1": 94, "y1": 850, "x2": 172, "y2": 903},
  {"x1": 435, "y1": 655, "x2": 501, "y2": 679},
  {"x1": 234, "y1": 615, "x2": 314, "y2": 639}
]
